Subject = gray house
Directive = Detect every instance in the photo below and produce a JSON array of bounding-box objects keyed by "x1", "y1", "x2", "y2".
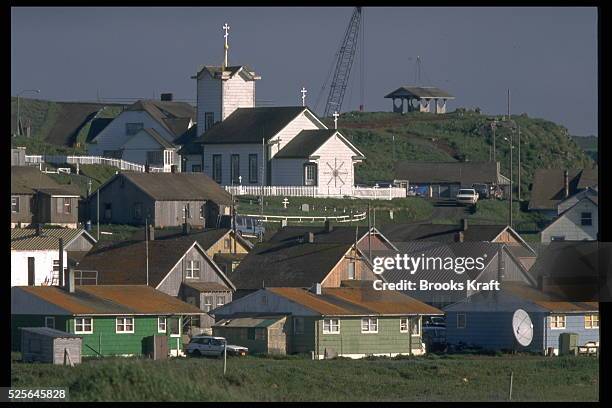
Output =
[
  {"x1": 86, "y1": 172, "x2": 232, "y2": 228},
  {"x1": 444, "y1": 282, "x2": 599, "y2": 355},
  {"x1": 76, "y1": 236, "x2": 235, "y2": 332}
]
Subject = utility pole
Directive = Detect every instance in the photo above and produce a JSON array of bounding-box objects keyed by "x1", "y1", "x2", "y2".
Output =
[
  {"x1": 145, "y1": 216, "x2": 149, "y2": 286},
  {"x1": 96, "y1": 189, "x2": 100, "y2": 241},
  {"x1": 491, "y1": 121, "x2": 497, "y2": 162},
  {"x1": 517, "y1": 125, "x2": 521, "y2": 202}
]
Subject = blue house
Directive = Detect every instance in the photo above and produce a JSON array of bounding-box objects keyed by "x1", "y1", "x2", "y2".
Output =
[{"x1": 444, "y1": 282, "x2": 599, "y2": 355}]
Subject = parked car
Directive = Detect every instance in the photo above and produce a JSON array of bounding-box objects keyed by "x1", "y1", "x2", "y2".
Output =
[
  {"x1": 472, "y1": 183, "x2": 490, "y2": 199},
  {"x1": 423, "y1": 316, "x2": 446, "y2": 327},
  {"x1": 186, "y1": 335, "x2": 249, "y2": 357},
  {"x1": 233, "y1": 215, "x2": 265, "y2": 239},
  {"x1": 422, "y1": 326, "x2": 447, "y2": 352},
  {"x1": 455, "y1": 188, "x2": 479, "y2": 206}
]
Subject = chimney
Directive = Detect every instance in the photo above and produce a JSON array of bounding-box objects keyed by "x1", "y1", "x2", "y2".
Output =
[
  {"x1": 305, "y1": 232, "x2": 315, "y2": 243},
  {"x1": 324, "y1": 219, "x2": 333, "y2": 233},
  {"x1": 66, "y1": 268, "x2": 75, "y2": 293},
  {"x1": 563, "y1": 170, "x2": 569, "y2": 198},
  {"x1": 148, "y1": 224, "x2": 155, "y2": 241},
  {"x1": 461, "y1": 218, "x2": 468, "y2": 231},
  {"x1": 183, "y1": 222, "x2": 191, "y2": 235},
  {"x1": 454, "y1": 231, "x2": 464, "y2": 243},
  {"x1": 58, "y1": 238, "x2": 64, "y2": 287},
  {"x1": 310, "y1": 283, "x2": 322, "y2": 295},
  {"x1": 160, "y1": 93, "x2": 173, "y2": 102}
]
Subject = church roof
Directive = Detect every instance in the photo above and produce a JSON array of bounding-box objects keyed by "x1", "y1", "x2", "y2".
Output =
[
  {"x1": 192, "y1": 65, "x2": 260, "y2": 81},
  {"x1": 385, "y1": 86, "x2": 454, "y2": 99},
  {"x1": 198, "y1": 106, "x2": 315, "y2": 144},
  {"x1": 274, "y1": 129, "x2": 338, "y2": 158}
]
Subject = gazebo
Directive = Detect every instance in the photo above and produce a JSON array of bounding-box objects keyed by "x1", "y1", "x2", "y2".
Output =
[{"x1": 385, "y1": 86, "x2": 455, "y2": 114}]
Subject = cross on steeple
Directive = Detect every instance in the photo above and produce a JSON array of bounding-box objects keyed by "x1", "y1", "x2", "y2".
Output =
[
  {"x1": 223, "y1": 23, "x2": 230, "y2": 68},
  {"x1": 301, "y1": 87, "x2": 307, "y2": 107},
  {"x1": 333, "y1": 111, "x2": 340, "y2": 129}
]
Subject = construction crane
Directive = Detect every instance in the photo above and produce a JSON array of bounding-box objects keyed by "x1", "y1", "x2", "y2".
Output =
[{"x1": 317, "y1": 7, "x2": 363, "y2": 118}]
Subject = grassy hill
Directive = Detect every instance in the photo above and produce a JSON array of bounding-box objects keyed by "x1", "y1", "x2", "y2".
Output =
[
  {"x1": 571, "y1": 135, "x2": 598, "y2": 163},
  {"x1": 326, "y1": 110, "x2": 594, "y2": 200}
]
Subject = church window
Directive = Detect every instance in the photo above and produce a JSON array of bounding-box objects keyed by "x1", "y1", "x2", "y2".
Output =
[
  {"x1": 212, "y1": 155, "x2": 222, "y2": 183},
  {"x1": 304, "y1": 163, "x2": 317, "y2": 186},
  {"x1": 205, "y1": 112, "x2": 215, "y2": 131},
  {"x1": 249, "y1": 154, "x2": 258, "y2": 183},
  {"x1": 231, "y1": 154, "x2": 240, "y2": 184}
]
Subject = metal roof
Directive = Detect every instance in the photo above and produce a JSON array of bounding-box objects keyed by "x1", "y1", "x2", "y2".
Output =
[
  {"x1": 11, "y1": 166, "x2": 79, "y2": 196},
  {"x1": 20, "y1": 327, "x2": 82, "y2": 339},
  {"x1": 11, "y1": 228, "x2": 96, "y2": 251},
  {"x1": 385, "y1": 86, "x2": 454, "y2": 99},
  {"x1": 16, "y1": 285, "x2": 203, "y2": 315}
]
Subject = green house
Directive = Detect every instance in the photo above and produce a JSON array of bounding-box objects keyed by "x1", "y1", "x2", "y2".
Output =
[
  {"x1": 212, "y1": 286, "x2": 443, "y2": 358},
  {"x1": 11, "y1": 284, "x2": 202, "y2": 357}
]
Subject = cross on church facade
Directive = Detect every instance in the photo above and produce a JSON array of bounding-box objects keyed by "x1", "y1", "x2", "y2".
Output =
[
  {"x1": 223, "y1": 23, "x2": 230, "y2": 67},
  {"x1": 301, "y1": 87, "x2": 307, "y2": 107},
  {"x1": 333, "y1": 111, "x2": 339, "y2": 129}
]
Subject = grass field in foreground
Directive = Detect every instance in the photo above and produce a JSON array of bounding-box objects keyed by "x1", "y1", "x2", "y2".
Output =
[{"x1": 11, "y1": 353, "x2": 598, "y2": 402}]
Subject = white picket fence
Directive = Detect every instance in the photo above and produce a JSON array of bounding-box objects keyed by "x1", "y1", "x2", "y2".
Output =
[
  {"x1": 225, "y1": 185, "x2": 406, "y2": 200},
  {"x1": 24, "y1": 155, "x2": 166, "y2": 173},
  {"x1": 241, "y1": 211, "x2": 367, "y2": 224}
]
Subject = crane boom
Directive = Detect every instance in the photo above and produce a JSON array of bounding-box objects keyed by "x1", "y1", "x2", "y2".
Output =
[{"x1": 323, "y1": 7, "x2": 362, "y2": 118}]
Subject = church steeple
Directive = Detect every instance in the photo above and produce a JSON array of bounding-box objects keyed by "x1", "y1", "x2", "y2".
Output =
[{"x1": 222, "y1": 22, "x2": 230, "y2": 70}]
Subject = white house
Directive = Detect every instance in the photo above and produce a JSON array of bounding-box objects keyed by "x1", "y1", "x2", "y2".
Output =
[
  {"x1": 87, "y1": 99, "x2": 196, "y2": 171},
  {"x1": 541, "y1": 191, "x2": 598, "y2": 243}
]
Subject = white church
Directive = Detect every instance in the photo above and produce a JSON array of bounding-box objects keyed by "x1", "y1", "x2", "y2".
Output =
[{"x1": 192, "y1": 24, "x2": 367, "y2": 197}]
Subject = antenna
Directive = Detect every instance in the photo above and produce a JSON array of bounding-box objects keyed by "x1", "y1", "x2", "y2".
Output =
[{"x1": 512, "y1": 309, "x2": 533, "y2": 347}]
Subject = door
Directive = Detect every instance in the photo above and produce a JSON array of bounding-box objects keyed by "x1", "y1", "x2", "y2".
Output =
[{"x1": 27, "y1": 257, "x2": 35, "y2": 285}]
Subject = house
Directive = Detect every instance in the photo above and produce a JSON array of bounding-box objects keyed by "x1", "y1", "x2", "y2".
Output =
[
  {"x1": 444, "y1": 282, "x2": 599, "y2": 355},
  {"x1": 211, "y1": 286, "x2": 443, "y2": 358},
  {"x1": 76, "y1": 233, "x2": 236, "y2": 332},
  {"x1": 87, "y1": 97, "x2": 196, "y2": 170},
  {"x1": 86, "y1": 172, "x2": 232, "y2": 228},
  {"x1": 11, "y1": 279, "x2": 202, "y2": 357},
  {"x1": 212, "y1": 315, "x2": 288, "y2": 355},
  {"x1": 11, "y1": 166, "x2": 81, "y2": 228},
  {"x1": 384, "y1": 86, "x2": 455, "y2": 114},
  {"x1": 392, "y1": 161, "x2": 509, "y2": 199},
  {"x1": 541, "y1": 190, "x2": 598, "y2": 243},
  {"x1": 229, "y1": 224, "x2": 394, "y2": 299},
  {"x1": 382, "y1": 241, "x2": 535, "y2": 308},
  {"x1": 380, "y1": 220, "x2": 538, "y2": 272},
  {"x1": 11, "y1": 227, "x2": 68, "y2": 287},
  {"x1": 528, "y1": 168, "x2": 598, "y2": 217}
]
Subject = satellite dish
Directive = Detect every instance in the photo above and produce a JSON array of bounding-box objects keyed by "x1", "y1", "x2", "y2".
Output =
[{"x1": 512, "y1": 309, "x2": 533, "y2": 347}]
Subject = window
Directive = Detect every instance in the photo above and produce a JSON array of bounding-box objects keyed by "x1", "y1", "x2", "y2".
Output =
[
  {"x1": 126, "y1": 122, "x2": 144, "y2": 135},
  {"x1": 248, "y1": 154, "x2": 258, "y2": 183},
  {"x1": 323, "y1": 319, "x2": 340, "y2": 334},
  {"x1": 11, "y1": 196, "x2": 19, "y2": 213},
  {"x1": 217, "y1": 296, "x2": 226, "y2": 307},
  {"x1": 348, "y1": 261, "x2": 356, "y2": 280},
  {"x1": 186, "y1": 260, "x2": 201, "y2": 279},
  {"x1": 212, "y1": 155, "x2": 222, "y2": 183},
  {"x1": 585, "y1": 314, "x2": 599, "y2": 329},
  {"x1": 133, "y1": 202, "x2": 143, "y2": 220},
  {"x1": 168, "y1": 317, "x2": 180, "y2": 337},
  {"x1": 182, "y1": 204, "x2": 191, "y2": 220},
  {"x1": 199, "y1": 205, "x2": 205, "y2": 219},
  {"x1": 192, "y1": 164, "x2": 202, "y2": 173},
  {"x1": 400, "y1": 318, "x2": 408, "y2": 333},
  {"x1": 55, "y1": 197, "x2": 72, "y2": 214},
  {"x1": 581, "y1": 212, "x2": 593, "y2": 226},
  {"x1": 248, "y1": 327, "x2": 266, "y2": 341},
  {"x1": 304, "y1": 163, "x2": 317, "y2": 186},
  {"x1": 294, "y1": 317, "x2": 304, "y2": 335},
  {"x1": 361, "y1": 317, "x2": 378, "y2": 333},
  {"x1": 457, "y1": 313, "x2": 466, "y2": 329},
  {"x1": 75, "y1": 317, "x2": 93, "y2": 334},
  {"x1": 28, "y1": 257, "x2": 35, "y2": 285},
  {"x1": 45, "y1": 316, "x2": 55, "y2": 329},
  {"x1": 231, "y1": 154, "x2": 240, "y2": 184},
  {"x1": 550, "y1": 315, "x2": 566, "y2": 329},
  {"x1": 260, "y1": 295, "x2": 268, "y2": 305},
  {"x1": 116, "y1": 317, "x2": 134, "y2": 333},
  {"x1": 205, "y1": 112, "x2": 214, "y2": 131},
  {"x1": 158, "y1": 317, "x2": 167, "y2": 333},
  {"x1": 204, "y1": 296, "x2": 214, "y2": 312}
]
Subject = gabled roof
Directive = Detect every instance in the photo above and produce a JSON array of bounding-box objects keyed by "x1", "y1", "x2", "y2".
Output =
[
  {"x1": 385, "y1": 86, "x2": 454, "y2": 99},
  {"x1": 126, "y1": 100, "x2": 195, "y2": 138},
  {"x1": 86, "y1": 117, "x2": 114, "y2": 143},
  {"x1": 107, "y1": 172, "x2": 232, "y2": 204},
  {"x1": 499, "y1": 282, "x2": 598, "y2": 312},
  {"x1": 35, "y1": 188, "x2": 80, "y2": 197},
  {"x1": 266, "y1": 287, "x2": 443, "y2": 316},
  {"x1": 193, "y1": 65, "x2": 260, "y2": 81},
  {"x1": 542, "y1": 195, "x2": 599, "y2": 235},
  {"x1": 270, "y1": 225, "x2": 372, "y2": 244},
  {"x1": 198, "y1": 107, "x2": 321, "y2": 143},
  {"x1": 13, "y1": 285, "x2": 202, "y2": 315},
  {"x1": 528, "y1": 168, "x2": 598, "y2": 211},
  {"x1": 274, "y1": 129, "x2": 337, "y2": 158},
  {"x1": 229, "y1": 240, "x2": 355, "y2": 290},
  {"x1": 393, "y1": 161, "x2": 504, "y2": 185},
  {"x1": 11, "y1": 228, "x2": 96, "y2": 251},
  {"x1": 175, "y1": 126, "x2": 200, "y2": 155},
  {"x1": 129, "y1": 227, "x2": 253, "y2": 252},
  {"x1": 11, "y1": 166, "x2": 79, "y2": 195}
]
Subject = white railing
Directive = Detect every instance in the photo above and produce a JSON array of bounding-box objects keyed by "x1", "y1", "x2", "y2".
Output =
[
  {"x1": 24, "y1": 154, "x2": 166, "y2": 173},
  {"x1": 225, "y1": 185, "x2": 406, "y2": 200},
  {"x1": 240, "y1": 211, "x2": 367, "y2": 223}
]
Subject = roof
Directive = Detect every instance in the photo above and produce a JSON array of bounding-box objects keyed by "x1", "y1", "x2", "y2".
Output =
[
  {"x1": 528, "y1": 241, "x2": 599, "y2": 280},
  {"x1": 274, "y1": 129, "x2": 339, "y2": 158},
  {"x1": 501, "y1": 282, "x2": 598, "y2": 312},
  {"x1": 126, "y1": 128, "x2": 176, "y2": 149},
  {"x1": 126, "y1": 100, "x2": 195, "y2": 138},
  {"x1": 393, "y1": 161, "x2": 503, "y2": 185},
  {"x1": 129, "y1": 228, "x2": 251, "y2": 251},
  {"x1": 380, "y1": 222, "x2": 516, "y2": 244},
  {"x1": 183, "y1": 282, "x2": 232, "y2": 292},
  {"x1": 86, "y1": 117, "x2": 114, "y2": 143},
  {"x1": 11, "y1": 166, "x2": 79, "y2": 195},
  {"x1": 20, "y1": 327, "x2": 82, "y2": 339},
  {"x1": 11, "y1": 228, "x2": 96, "y2": 251},
  {"x1": 193, "y1": 65, "x2": 259, "y2": 81},
  {"x1": 528, "y1": 168, "x2": 598, "y2": 210},
  {"x1": 198, "y1": 107, "x2": 316, "y2": 143},
  {"x1": 175, "y1": 126, "x2": 201, "y2": 155},
  {"x1": 229, "y1": 240, "x2": 354, "y2": 290},
  {"x1": 34, "y1": 188, "x2": 80, "y2": 197},
  {"x1": 267, "y1": 287, "x2": 443, "y2": 316},
  {"x1": 15, "y1": 285, "x2": 202, "y2": 315},
  {"x1": 214, "y1": 316, "x2": 285, "y2": 328},
  {"x1": 384, "y1": 86, "x2": 454, "y2": 99},
  {"x1": 112, "y1": 172, "x2": 232, "y2": 204},
  {"x1": 269, "y1": 225, "x2": 374, "y2": 244}
]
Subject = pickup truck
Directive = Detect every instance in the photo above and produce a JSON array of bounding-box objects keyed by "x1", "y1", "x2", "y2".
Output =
[{"x1": 455, "y1": 188, "x2": 479, "y2": 206}]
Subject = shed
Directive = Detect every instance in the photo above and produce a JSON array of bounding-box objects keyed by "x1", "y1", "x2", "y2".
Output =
[
  {"x1": 213, "y1": 315, "x2": 289, "y2": 355},
  {"x1": 20, "y1": 327, "x2": 82, "y2": 365}
]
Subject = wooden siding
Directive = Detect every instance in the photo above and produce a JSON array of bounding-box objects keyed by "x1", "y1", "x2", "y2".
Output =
[
  {"x1": 36, "y1": 194, "x2": 79, "y2": 226},
  {"x1": 270, "y1": 158, "x2": 307, "y2": 186},
  {"x1": 312, "y1": 135, "x2": 358, "y2": 196},
  {"x1": 269, "y1": 111, "x2": 323, "y2": 157},
  {"x1": 154, "y1": 200, "x2": 213, "y2": 228},
  {"x1": 202, "y1": 144, "x2": 263, "y2": 186},
  {"x1": 11, "y1": 194, "x2": 34, "y2": 226},
  {"x1": 222, "y1": 75, "x2": 255, "y2": 120},
  {"x1": 197, "y1": 72, "x2": 222, "y2": 138},
  {"x1": 541, "y1": 199, "x2": 598, "y2": 242},
  {"x1": 321, "y1": 248, "x2": 377, "y2": 288},
  {"x1": 212, "y1": 317, "x2": 288, "y2": 354},
  {"x1": 543, "y1": 314, "x2": 599, "y2": 350},
  {"x1": 88, "y1": 175, "x2": 155, "y2": 225},
  {"x1": 205, "y1": 231, "x2": 249, "y2": 258}
]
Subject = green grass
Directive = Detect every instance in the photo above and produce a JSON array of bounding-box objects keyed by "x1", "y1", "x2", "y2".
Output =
[
  {"x1": 46, "y1": 164, "x2": 119, "y2": 197},
  {"x1": 88, "y1": 224, "x2": 142, "y2": 242},
  {"x1": 467, "y1": 200, "x2": 548, "y2": 233},
  {"x1": 10, "y1": 353, "x2": 598, "y2": 401}
]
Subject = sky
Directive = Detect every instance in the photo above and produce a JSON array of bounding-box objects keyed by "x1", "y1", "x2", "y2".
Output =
[{"x1": 11, "y1": 7, "x2": 598, "y2": 136}]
